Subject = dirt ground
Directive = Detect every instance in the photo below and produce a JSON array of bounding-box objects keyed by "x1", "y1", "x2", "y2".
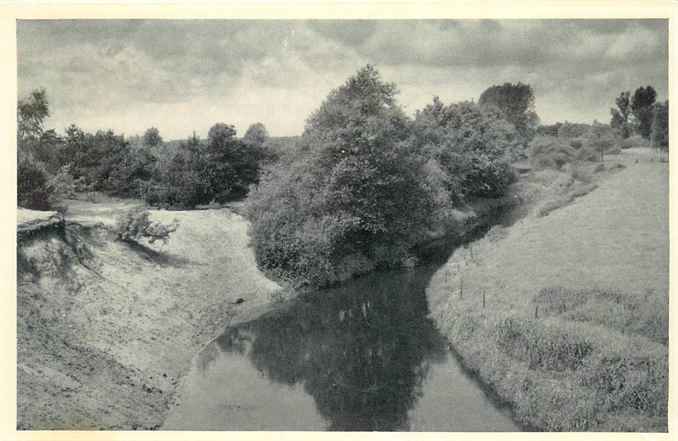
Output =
[{"x1": 17, "y1": 205, "x2": 282, "y2": 430}]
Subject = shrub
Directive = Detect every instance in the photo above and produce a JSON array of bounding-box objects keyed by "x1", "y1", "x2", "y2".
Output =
[
  {"x1": 46, "y1": 165, "x2": 77, "y2": 205},
  {"x1": 17, "y1": 157, "x2": 51, "y2": 210},
  {"x1": 115, "y1": 208, "x2": 179, "y2": 245},
  {"x1": 569, "y1": 138, "x2": 584, "y2": 149},
  {"x1": 529, "y1": 136, "x2": 576, "y2": 170},
  {"x1": 557, "y1": 122, "x2": 591, "y2": 138},
  {"x1": 621, "y1": 134, "x2": 646, "y2": 149}
]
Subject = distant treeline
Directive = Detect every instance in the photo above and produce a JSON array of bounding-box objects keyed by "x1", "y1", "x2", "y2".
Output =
[{"x1": 17, "y1": 89, "x2": 275, "y2": 210}]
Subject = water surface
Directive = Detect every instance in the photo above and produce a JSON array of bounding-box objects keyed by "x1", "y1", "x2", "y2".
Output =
[{"x1": 163, "y1": 264, "x2": 520, "y2": 431}]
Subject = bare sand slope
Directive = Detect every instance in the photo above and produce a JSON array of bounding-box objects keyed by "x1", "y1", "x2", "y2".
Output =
[{"x1": 17, "y1": 207, "x2": 281, "y2": 429}]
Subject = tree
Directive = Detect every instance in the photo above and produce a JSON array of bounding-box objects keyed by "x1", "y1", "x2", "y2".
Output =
[
  {"x1": 631, "y1": 86, "x2": 657, "y2": 139},
  {"x1": 478, "y1": 82, "x2": 539, "y2": 140},
  {"x1": 143, "y1": 127, "x2": 163, "y2": 147},
  {"x1": 243, "y1": 122, "x2": 269, "y2": 148},
  {"x1": 17, "y1": 89, "x2": 49, "y2": 142},
  {"x1": 610, "y1": 91, "x2": 632, "y2": 138},
  {"x1": 17, "y1": 89, "x2": 53, "y2": 209},
  {"x1": 247, "y1": 65, "x2": 434, "y2": 286},
  {"x1": 651, "y1": 100, "x2": 669, "y2": 151}
]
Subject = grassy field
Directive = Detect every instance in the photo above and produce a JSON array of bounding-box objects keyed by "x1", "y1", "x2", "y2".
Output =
[
  {"x1": 427, "y1": 148, "x2": 668, "y2": 431},
  {"x1": 17, "y1": 203, "x2": 282, "y2": 429}
]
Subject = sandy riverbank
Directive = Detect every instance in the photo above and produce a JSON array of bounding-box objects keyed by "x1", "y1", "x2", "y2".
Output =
[{"x1": 17, "y1": 206, "x2": 283, "y2": 429}]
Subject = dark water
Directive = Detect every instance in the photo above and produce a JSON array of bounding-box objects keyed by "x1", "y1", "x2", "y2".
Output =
[{"x1": 163, "y1": 263, "x2": 520, "y2": 431}]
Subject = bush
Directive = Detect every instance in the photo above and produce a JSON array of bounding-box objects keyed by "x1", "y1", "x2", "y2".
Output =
[
  {"x1": 17, "y1": 157, "x2": 51, "y2": 210},
  {"x1": 529, "y1": 136, "x2": 576, "y2": 169},
  {"x1": 115, "y1": 208, "x2": 179, "y2": 245},
  {"x1": 46, "y1": 165, "x2": 77, "y2": 205},
  {"x1": 621, "y1": 135, "x2": 646, "y2": 149}
]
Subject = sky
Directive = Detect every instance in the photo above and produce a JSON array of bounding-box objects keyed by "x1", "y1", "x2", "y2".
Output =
[{"x1": 17, "y1": 19, "x2": 668, "y2": 139}]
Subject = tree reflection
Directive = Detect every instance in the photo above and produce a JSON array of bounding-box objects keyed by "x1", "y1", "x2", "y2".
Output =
[{"x1": 214, "y1": 266, "x2": 448, "y2": 431}]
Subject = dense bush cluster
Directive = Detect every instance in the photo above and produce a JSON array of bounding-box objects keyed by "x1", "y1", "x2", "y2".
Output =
[
  {"x1": 142, "y1": 124, "x2": 267, "y2": 208},
  {"x1": 530, "y1": 122, "x2": 621, "y2": 170},
  {"x1": 246, "y1": 66, "x2": 520, "y2": 287}
]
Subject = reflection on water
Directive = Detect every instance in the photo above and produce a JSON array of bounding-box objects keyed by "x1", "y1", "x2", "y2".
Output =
[{"x1": 163, "y1": 265, "x2": 520, "y2": 431}]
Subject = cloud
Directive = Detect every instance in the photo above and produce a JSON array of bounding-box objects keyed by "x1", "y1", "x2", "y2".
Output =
[{"x1": 17, "y1": 19, "x2": 668, "y2": 138}]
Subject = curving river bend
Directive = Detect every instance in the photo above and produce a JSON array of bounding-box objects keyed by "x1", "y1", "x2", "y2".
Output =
[{"x1": 163, "y1": 260, "x2": 521, "y2": 431}]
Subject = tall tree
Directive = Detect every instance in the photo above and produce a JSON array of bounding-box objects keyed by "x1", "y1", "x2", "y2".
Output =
[
  {"x1": 610, "y1": 91, "x2": 632, "y2": 138},
  {"x1": 631, "y1": 86, "x2": 657, "y2": 139},
  {"x1": 478, "y1": 82, "x2": 539, "y2": 140}
]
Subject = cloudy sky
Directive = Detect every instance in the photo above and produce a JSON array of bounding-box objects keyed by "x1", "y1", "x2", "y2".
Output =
[{"x1": 18, "y1": 19, "x2": 668, "y2": 139}]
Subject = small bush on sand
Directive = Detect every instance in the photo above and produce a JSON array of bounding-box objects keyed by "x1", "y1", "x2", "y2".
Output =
[{"x1": 115, "y1": 208, "x2": 179, "y2": 245}]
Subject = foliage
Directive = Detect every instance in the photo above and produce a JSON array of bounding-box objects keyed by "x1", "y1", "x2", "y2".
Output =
[
  {"x1": 46, "y1": 165, "x2": 78, "y2": 205},
  {"x1": 610, "y1": 91, "x2": 632, "y2": 139},
  {"x1": 247, "y1": 66, "x2": 519, "y2": 287},
  {"x1": 621, "y1": 135, "x2": 647, "y2": 149},
  {"x1": 115, "y1": 207, "x2": 179, "y2": 245},
  {"x1": 529, "y1": 136, "x2": 577, "y2": 170},
  {"x1": 143, "y1": 127, "x2": 163, "y2": 147},
  {"x1": 17, "y1": 156, "x2": 50, "y2": 210},
  {"x1": 17, "y1": 89, "x2": 55, "y2": 210},
  {"x1": 557, "y1": 122, "x2": 591, "y2": 139},
  {"x1": 536, "y1": 122, "x2": 562, "y2": 137},
  {"x1": 412, "y1": 97, "x2": 519, "y2": 200},
  {"x1": 478, "y1": 82, "x2": 539, "y2": 141},
  {"x1": 17, "y1": 89, "x2": 49, "y2": 142},
  {"x1": 631, "y1": 86, "x2": 657, "y2": 140},
  {"x1": 651, "y1": 100, "x2": 668, "y2": 150},
  {"x1": 247, "y1": 66, "x2": 435, "y2": 286},
  {"x1": 242, "y1": 122, "x2": 269, "y2": 148}
]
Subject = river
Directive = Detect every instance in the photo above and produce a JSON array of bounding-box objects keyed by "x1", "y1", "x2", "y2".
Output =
[{"x1": 163, "y1": 258, "x2": 521, "y2": 431}]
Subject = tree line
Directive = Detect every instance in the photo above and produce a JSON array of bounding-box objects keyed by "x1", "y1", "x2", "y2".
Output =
[
  {"x1": 17, "y1": 89, "x2": 272, "y2": 210},
  {"x1": 609, "y1": 85, "x2": 668, "y2": 148}
]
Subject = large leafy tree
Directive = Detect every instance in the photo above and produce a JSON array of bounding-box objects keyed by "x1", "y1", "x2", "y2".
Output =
[
  {"x1": 478, "y1": 82, "x2": 539, "y2": 140},
  {"x1": 247, "y1": 65, "x2": 434, "y2": 286},
  {"x1": 413, "y1": 97, "x2": 519, "y2": 202},
  {"x1": 631, "y1": 86, "x2": 657, "y2": 139},
  {"x1": 610, "y1": 91, "x2": 632, "y2": 138}
]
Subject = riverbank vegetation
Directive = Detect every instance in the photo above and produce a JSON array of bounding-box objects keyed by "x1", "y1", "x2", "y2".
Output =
[{"x1": 245, "y1": 66, "x2": 533, "y2": 287}]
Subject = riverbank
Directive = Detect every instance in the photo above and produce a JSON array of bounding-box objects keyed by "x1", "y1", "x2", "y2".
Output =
[
  {"x1": 427, "y1": 149, "x2": 668, "y2": 431},
  {"x1": 17, "y1": 205, "x2": 283, "y2": 429}
]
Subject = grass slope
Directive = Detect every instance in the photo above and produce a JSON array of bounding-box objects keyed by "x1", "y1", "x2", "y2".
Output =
[
  {"x1": 17, "y1": 205, "x2": 282, "y2": 429},
  {"x1": 427, "y1": 149, "x2": 668, "y2": 431}
]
